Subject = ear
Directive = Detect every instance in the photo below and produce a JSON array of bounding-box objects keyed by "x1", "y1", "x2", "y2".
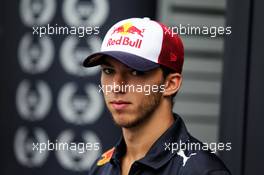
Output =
[{"x1": 163, "y1": 73, "x2": 182, "y2": 97}]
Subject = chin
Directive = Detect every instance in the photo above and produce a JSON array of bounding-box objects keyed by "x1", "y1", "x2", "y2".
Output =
[{"x1": 111, "y1": 112, "x2": 138, "y2": 128}]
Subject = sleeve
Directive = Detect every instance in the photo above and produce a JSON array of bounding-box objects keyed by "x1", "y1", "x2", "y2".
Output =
[{"x1": 87, "y1": 157, "x2": 101, "y2": 175}]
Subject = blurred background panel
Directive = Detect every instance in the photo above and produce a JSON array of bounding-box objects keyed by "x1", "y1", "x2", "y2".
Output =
[
  {"x1": 219, "y1": 0, "x2": 264, "y2": 174},
  {"x1": 2, "y1": 0, "x2": 156, "y2": 174},
  {"x1": 158, "y1": 0, "x2": 226, "y2": 145}
]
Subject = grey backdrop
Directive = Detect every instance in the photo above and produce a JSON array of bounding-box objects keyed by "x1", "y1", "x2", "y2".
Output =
[{"x1": 1, "y1": 0, "x2": 156, "y2": 174}]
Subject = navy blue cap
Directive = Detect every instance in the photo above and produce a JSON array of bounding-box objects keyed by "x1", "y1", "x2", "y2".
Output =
[{"x1": 83, "y1": 51, "x2": 159, "y2": 71}]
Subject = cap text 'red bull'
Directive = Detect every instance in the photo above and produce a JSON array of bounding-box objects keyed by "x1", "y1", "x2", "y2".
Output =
[
  {"x1": 107, "y1": 23, "x2": 145, "y2": 49},
  {"x1": 107, "y1": 36, "x2": 142, "y2": 48}
]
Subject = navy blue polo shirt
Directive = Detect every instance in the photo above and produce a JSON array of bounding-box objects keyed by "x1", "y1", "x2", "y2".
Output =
[{"x1": 89, "y1": 114, "x2": 231, "y2": 175}]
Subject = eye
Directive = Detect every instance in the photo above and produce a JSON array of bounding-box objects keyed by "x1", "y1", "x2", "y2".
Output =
[
  {"x1": 102, "y1": 68, "x2": 114, "y2": 75},
  {"x1": 131, "y1": 70, "x2": 145, "y2": 76}
]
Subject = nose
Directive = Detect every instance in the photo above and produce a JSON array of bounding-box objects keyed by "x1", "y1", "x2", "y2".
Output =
[{"x1": 112, "y1": 73, "x2": 126, "y2": 93}]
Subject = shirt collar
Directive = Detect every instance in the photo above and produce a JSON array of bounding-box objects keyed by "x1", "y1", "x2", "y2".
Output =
[{"x1": 110, "y1": 113, "x2": 190, "y2": 170}]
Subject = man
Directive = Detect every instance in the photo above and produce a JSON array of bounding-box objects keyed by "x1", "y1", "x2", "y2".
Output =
[{"x1": 83, "y1": 17, "x2": 231, "y2": 175}]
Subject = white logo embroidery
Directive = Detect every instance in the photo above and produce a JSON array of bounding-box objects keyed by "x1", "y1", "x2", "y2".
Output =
[{"x1": 177, "y1": 149, "x2": 197, "y2": 167}]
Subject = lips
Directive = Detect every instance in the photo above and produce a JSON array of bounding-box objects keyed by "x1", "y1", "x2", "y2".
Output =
[{"x1": 110, "y1": 100, "x2": 131, "y2": 110}]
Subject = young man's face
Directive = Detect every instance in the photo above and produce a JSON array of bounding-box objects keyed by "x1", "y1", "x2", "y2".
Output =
[{"x1": 100, "y1": 57, "x2": 165, "y2": 128}]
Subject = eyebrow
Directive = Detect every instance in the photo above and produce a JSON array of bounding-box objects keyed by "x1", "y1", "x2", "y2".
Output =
[{"x1": 100, "y1": 59, "x2": 113, "y2": 67}]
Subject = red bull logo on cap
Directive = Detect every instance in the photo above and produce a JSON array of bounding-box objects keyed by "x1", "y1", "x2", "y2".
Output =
[
  {"x1": 107, "y1": 22, "x2": 144, "y2": 49},
  {"x1": 111, "y1": 22, "x2": 145, "y2": 37}
]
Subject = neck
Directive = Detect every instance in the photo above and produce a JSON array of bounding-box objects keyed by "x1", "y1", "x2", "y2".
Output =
[{"x1": 122, "y1": 99, "x2": 174, "y2": 161}]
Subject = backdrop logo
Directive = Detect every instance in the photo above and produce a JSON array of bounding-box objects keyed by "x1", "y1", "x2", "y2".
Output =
[
  {"x1": 14, "y1": 127, "x2": 49, "y2": 167},
  {"x1": 19, "y1": 0, "x2": 56, "y2": 26},
  {"x1": 62, "y1": 0, "x2": 109, "y2": 26},
  {"x1": 18, "y1": 33, "x2": 54, "y2": 74},
  {"x1": 60, "y1": 36, "x2": 101, "y2": 76},
  {"x1": 16, "y1": 80, "x2": 52, "y2": 121},
  {"x1": 55, "y1": 130, "x2": 101, "y2": 171},
  {"x1": 58, "y1": 83, "x2": 103, "y2": 125}
]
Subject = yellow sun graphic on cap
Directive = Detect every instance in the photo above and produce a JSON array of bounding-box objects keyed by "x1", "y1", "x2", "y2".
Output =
[{"x1": 121, "y1": 22, "x2": 133, "y2": 35}]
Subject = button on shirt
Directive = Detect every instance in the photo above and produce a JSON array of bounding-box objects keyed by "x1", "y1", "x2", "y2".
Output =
[{"x1": 89, "y1": 114, "x2": 231, "y2": 175}]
